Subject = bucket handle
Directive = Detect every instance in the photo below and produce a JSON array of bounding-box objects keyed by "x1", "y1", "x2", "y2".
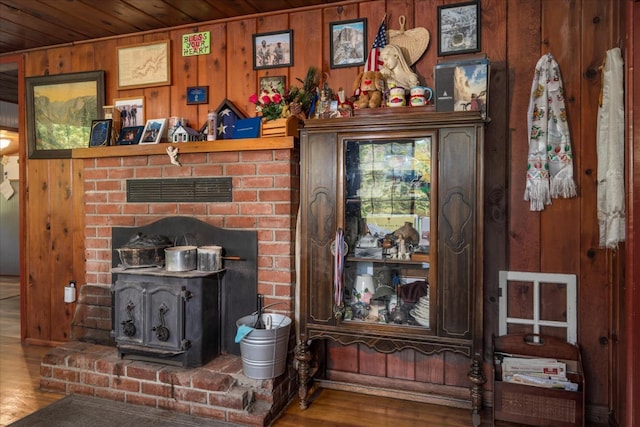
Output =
[{"x1": 250, "y1": 301, "x2": 288, "y2": 329}]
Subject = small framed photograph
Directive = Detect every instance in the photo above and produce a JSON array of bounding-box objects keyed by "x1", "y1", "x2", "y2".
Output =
[
  {"x1": 89, "y1": 119, "x2": 112, "y2": 147},
  {"x1": 186, "y1": 86, "x2": 208, "y2": 105},
  {"x1": 329, "y1": 18, "x2": 367, "y2": 68},
  {"x1": 114, "y1": 96, "x2": 145, "y2": 128},
  {"x1": 437, "y1": 1, "x2": 481, "y2": 56},
  {"x1": 140, "y1": 119, "x2": 167, "y2": 144},
  {"x1": 259, "y1": 75, "x2": 286, "y2": 92},
  {"x1": 253, "y1": 30, "x2": 293, "y2": 70},
  {"x1": 116, "y1": 126, "x2": 144, "y2": 145}
]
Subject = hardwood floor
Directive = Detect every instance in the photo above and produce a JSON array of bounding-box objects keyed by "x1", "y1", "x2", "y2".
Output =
[{"x1": 0, "y1": 276, "x2": 63, "y2": 427}]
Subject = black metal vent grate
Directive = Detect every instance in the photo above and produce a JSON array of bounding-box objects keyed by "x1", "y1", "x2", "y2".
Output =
[{"x1": 126, "y1": 178, "x2": 232, "y2": 203}]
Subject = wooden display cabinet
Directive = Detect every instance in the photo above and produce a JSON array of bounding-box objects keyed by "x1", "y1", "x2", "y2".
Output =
[{"x1": 295, "y1": 111, "x2": 486, "y2": 425}]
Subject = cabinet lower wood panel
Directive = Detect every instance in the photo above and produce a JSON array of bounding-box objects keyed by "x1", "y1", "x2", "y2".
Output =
[{"x1": 296, "y1": 111, "x2": 485, "y2": 425}]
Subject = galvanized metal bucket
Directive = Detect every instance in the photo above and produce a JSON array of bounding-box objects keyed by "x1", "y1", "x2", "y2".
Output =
[{"x1": 235, "y1": 313, "x2": 291, "y2": 379}]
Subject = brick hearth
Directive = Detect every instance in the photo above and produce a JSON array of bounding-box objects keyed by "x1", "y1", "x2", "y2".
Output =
[{"x1": 40, "y1": 341, "x2": 296, "y2": 426}]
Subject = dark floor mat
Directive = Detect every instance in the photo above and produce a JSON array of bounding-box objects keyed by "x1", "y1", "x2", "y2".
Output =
[{"x1": 9, "y1": 394, "x2": 242, "y2": 427}]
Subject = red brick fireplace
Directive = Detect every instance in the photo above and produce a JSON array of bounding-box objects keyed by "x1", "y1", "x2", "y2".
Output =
[{"x1": 40, "y1": 145, "x2": 300, "y2": 426}]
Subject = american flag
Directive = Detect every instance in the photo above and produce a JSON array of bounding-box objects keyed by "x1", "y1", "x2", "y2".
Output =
[{"x1": 364, "y1": 17, "x2": 387, "y2": 72}]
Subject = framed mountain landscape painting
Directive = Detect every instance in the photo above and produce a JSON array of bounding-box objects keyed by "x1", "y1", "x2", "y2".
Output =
[{"x1": 26, "y1": 70, "x2": 105, "y2": 158}]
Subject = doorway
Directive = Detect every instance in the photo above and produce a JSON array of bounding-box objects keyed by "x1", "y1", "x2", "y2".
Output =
[{"x1": 0, "y1": 55, "x2": 23, "y2": 341}]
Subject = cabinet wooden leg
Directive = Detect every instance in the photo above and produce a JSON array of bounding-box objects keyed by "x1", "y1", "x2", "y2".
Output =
[
  {"x1": 295, "y1": 340, "x2": 312, "y2": 410},
  {"x1": 468, "y1": 358, "x2": 486, "y2": 427}
]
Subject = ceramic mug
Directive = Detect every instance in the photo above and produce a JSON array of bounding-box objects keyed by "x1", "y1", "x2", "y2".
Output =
[
  {"x1": 409, "y1": 86, "x2": 433, "y2": 106},
  {"x1": 387, "y1": 87, "x2": 406, "y2": 107}
]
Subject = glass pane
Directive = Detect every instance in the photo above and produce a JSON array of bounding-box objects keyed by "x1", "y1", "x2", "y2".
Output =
[{"x1": 342, "y1": 137, "x2": 432, "y2": 329}]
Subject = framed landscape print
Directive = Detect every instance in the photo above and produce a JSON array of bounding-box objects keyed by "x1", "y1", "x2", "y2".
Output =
[
  {"x1": 437, "y1": 1, "x2": 481, "y2": 56},
  {"x1": 26, "y1": 70, "x2": 105, "y2": 158},
  {"x1": 329, "y1": 18, "x2": 367, "y2": 68},
  {"x1": 253, "y1": 30, "x2": 293, "y2": 70},
  {"x1": 435, "y1": 57, "x2": 489, "y2": 114}
]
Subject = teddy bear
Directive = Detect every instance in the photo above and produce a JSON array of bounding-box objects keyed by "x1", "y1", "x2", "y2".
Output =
[{"x1": 352, "y1": 70, "x2": 385, "y2": 109}]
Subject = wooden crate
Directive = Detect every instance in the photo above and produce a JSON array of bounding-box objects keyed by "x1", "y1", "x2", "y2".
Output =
[
  {"x1": 493, "y1": 334, "x2": 585, "y2": 427},
  {"x1": 261, "y1": 116, "x2": 299, "y2": 137}
]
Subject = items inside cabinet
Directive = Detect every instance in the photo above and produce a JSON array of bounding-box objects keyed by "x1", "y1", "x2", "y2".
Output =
[{"x1": 339, "y1": 136, "x2": 434, "y2": 329}]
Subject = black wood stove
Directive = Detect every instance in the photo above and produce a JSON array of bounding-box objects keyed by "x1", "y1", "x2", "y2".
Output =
[{"x1": 111, "y1": 217, "x2": 257, "y2": 368}]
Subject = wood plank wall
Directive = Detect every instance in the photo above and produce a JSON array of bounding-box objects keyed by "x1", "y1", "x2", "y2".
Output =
[{"x1": 13, "y1": 0, "x2": 624, "y2": 422}]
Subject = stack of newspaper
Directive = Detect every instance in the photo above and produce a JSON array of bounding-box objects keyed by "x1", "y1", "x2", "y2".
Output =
[{"x1": 501, "y1": 357, "x2": 579, "y2": 391}]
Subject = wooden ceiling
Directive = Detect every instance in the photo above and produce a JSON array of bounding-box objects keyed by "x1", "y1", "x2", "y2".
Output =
[
  {"x1": 0, "y1": 0, "x2": 344, "y2": 56},
  {"x1": 0, "y1": 0, "x2": 345, "y2": 104}
]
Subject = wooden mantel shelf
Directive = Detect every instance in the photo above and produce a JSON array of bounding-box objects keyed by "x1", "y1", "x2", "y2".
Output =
[{"x1": 72, "y1": 136, "x2": 296, "y2": 158}]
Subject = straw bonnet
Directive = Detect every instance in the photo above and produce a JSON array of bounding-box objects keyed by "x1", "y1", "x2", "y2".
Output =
[{"x1": 388, "y1": 15, "x2": 430, "y2": 66}]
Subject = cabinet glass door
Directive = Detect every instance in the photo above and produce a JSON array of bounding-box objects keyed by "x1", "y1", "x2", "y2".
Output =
[{"x1": 342, "y1": 135, "x2": 434, "y2": 329}]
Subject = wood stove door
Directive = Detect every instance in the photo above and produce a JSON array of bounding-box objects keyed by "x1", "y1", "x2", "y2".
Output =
[
  {"x1": 145, "y1": 284, "x2": 184, "y2": 350},
  {"x1": 113, "y1": 280, "x2": 144, "y2": 345}
]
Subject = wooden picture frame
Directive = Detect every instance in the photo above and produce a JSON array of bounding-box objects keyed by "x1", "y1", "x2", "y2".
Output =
[
  {"x1": 186, "y1": 86, "x2": 208, "y2": 105},
  {"x1": 329, "y1": 18, "x2": 367, "y2": 69},
  {"x1": 114, "y1": 96, "x2": 145, "y2": 128},
  {"x1": 26, "y1": 70, "x2": 105, "y2": 158},
  {"x1": 116, "y1": 126, "x2": 144, "y2": 145},
  {"x1": 117, "y1": 40, "x2": 171, "y2": 89},
  {"x1": 140, "y1": 118, "x2": 167, "y2": 144},
  {"x1": 259, "y1": 75, "x2": 286, "y2": 92},
  {"x1": 253, "y1": 30, "x2": 293, "y2": 70},
  {"x1": 437, "y1": 1, "x2": 481, "y2": 56},
  {"x1": 89, "y1": 119, "x2": 112, "y2": 147}
]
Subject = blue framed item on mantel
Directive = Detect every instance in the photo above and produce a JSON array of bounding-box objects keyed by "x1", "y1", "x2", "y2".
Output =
[{"x1": 231, "y1": 117, "x2": 261, "y2": 139}]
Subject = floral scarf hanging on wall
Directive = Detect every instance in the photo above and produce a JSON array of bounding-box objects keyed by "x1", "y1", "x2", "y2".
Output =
[{"x1": 524, "y1": 53, "x2": 577, "y2": 211}]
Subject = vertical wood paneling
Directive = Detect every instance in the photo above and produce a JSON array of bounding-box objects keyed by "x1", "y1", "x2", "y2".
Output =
[
  {"x1": 169, "y1": 28, "x2": 199, "y2": 125},
  {"x1": 49, "y1": 158, "x2": 75, "y2": 342},
  {"x1": 415, "y1": 352, "x2": 445, "y2": 384},
  {"x1": 197, "y1": 22, "x2": 227, "y2": 122},
  {"x1": 413, "y1": 0, "x2": 440, "y2": 87},
  {"x1": 143, "y1": 32, "x2": 172, "y2": 121},
  {"x1": 289, "y1": 9, "x2": 323, "y2": 104},
  {"x1": 358, "y1": 345, "x2": 386, "y2": 376},
  {"x1": 507, "y1": 1, "x2": 541, "y2": 271},
  {"x1": 577, "y1": 0, "x2": 615, "y2": 414},
  {"x1": 94, "y1": 39, "x2": 119, "y2": 103},
  {"x1": 26, "y1": 160, "x2": 52, "y2": 341},
  {"x1": 540, "y1": 2, "x2": 581, "y2": 274},
  {"x1": 386, "y1": 348, "x2": 415, "y2": 380},
  {"x1": 226, "y1": 19, "x2": 255, "y2": 115},
  {"x1": 477, "y1": 0, "x2": 508, "y2": 363}
]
